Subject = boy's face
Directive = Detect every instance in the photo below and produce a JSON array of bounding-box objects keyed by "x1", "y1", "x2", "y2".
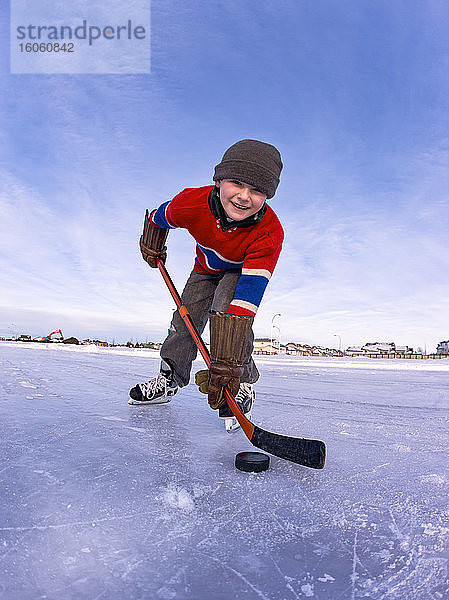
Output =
[{"x1": 215, "y1": 179, "x2": 267, "y2": 221}]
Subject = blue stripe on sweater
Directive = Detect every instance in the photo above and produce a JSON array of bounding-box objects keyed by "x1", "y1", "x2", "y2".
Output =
[
  {"x1": 234, "y1": 274, "x2": 269, "y2": 308},
  {"x1": 153, "y1": 201, "x2": 176, "y2": 229},
  {"x1": 197, "y1": 244, "x2": 244, "y2": 271}
]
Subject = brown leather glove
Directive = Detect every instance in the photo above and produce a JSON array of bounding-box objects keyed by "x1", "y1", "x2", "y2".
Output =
[
  {"x1": 195, "y1": 365, "x2": 243, "y2": 409},
  {"x1": 207, "y1": 312, "x2": 254, "y2": 410},
  {"x1": 140, "y1": 209, "x2": 169, "y2": 268},
  {"x1": 208, "y1": 362, "x2": 242, "y2": 409}
]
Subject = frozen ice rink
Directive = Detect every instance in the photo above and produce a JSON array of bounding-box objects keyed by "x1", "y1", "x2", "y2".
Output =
[{"x1": 0, "y1": 342, "x2": 448, "y2": 599}]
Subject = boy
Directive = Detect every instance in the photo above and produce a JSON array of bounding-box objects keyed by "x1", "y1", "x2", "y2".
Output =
[{"x1": 129, "y1": 139, "x2": 284, "y2": 431}]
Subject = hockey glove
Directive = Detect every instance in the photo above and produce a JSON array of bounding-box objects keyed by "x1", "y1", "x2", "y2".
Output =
[
  {"x1": 194, "y1": 366, "x2": 240, "y2": 408},
  {"x1": 195, "y1": 369, "x2": 210, "y2": 394},
  {"x1": 140, "y1": 209, "x2": 169, "y2": 268},
  {"x1": 207, "y1": 312, "x2": 254, "y2": 410}
]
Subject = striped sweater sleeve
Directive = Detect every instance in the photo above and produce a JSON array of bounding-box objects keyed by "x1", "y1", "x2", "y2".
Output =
[
  {"x1": 150, "y1": 201, "x2": 178, "y2": 229},
  {"x1": 227, "y1": 234, "x2": 283, "y2": 317}
]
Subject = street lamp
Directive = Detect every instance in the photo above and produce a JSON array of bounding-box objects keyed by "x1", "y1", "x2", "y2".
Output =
[
  {"x1": 333, "y1": 334, "x2": 342, "y2": 353},
  {"x1": 271, "y1": 314, "x2": 281, "y2": 355},
  {"x1": 273, "y1": 325, "x2": 281, "y2": 354}
]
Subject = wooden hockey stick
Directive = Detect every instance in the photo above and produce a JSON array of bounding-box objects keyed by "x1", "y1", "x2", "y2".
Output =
[{"x1": 157, "y1": 260, "x2": 326, "y2": 469}]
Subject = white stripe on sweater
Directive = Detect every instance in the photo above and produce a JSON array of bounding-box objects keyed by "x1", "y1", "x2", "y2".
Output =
[
  {"x1": 241, "y1": 268, "x2": 272, "y2": 280},
  {"x1": 229, "y1": 299, "x2": 259, "y2": 313}
]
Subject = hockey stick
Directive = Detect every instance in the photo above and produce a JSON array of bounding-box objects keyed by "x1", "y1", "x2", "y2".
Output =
[{"x1": 157, "y1": 260, "x2": 326, "y2": 469}]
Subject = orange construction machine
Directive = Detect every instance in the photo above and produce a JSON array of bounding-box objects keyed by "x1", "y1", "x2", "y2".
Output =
[{"x1": 42, "y1": 329, "x2": 64, "y2": 341}]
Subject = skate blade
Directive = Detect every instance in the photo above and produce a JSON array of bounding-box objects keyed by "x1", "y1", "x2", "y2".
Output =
[
  {"x1": 224, "y1": 417, "x2": 240, "y2": 433},
  {"x1": 224, "y1": 412, "x2": 251, "y2": 433},
  {"x1": 128, "y1": 397, "x2": 171, "y2": 406}
]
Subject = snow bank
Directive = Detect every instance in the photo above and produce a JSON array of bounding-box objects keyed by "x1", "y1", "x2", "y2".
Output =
[
  {"x1": 2, "y1": 340, "x2": 448, "y2": 371},
  {"x1": 255, "y1": 353, "x2": 449, "y2": 372},
  {"x1": 0, "y1": 340, "x2": 160, "y2": 359}
]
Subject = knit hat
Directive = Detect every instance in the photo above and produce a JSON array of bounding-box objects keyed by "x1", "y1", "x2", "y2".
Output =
[{"x1": 213, "y1": 139, "x2": 283, "y2": 199}]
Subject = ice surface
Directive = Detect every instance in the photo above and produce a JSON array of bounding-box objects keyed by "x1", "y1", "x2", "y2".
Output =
[{"x1": 0, "y1": 342, "x2": 448, "y2": 599}]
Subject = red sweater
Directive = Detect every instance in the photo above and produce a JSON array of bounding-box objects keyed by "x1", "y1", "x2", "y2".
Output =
[{"x1": 151, "y1": 185, "x2": 284, "y2": 316}]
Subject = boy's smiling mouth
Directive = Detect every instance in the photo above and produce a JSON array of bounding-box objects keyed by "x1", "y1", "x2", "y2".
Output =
[{"x1": 231, "y1": 201, "x2": 250, "y2": 211}]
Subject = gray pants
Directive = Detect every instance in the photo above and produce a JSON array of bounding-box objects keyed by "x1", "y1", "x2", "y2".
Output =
[{"x1": 160, "y1": 270, "x2": 259, "y2": 387}]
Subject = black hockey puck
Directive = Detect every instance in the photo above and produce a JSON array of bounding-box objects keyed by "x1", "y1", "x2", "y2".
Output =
[{"x1": 235, "y1": 451, "x2": 270, "y2": 473}]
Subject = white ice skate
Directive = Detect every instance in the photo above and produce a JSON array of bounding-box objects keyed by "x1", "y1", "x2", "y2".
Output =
[
  {"x1": 128, "y1": 372, "x2": 178, "y2": 405},
  {"x1": 219, "y1": 382, "x2": 255, "y2": 433}
]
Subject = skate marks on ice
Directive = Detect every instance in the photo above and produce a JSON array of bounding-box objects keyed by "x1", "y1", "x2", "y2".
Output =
[
  {"x1": 0, "y1": 474, "x2": 447, "y2": 599},
  {"x1": 158, "y1": 483, "x2": 196, "y2": 512},
  {"x1": 105, "y1": 473, "x2": 449, "y2": 600},
  {"x1": 0, "y1": 355, "x2": 62, "y2": 400},
  {"x1": 316, "y1": 498, "x2": 449, "y2": 600}
]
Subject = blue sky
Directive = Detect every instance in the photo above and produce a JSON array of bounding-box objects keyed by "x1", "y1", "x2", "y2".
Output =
[{"x1": 1, "y1": 0, "x2": 448, "y2": 351}]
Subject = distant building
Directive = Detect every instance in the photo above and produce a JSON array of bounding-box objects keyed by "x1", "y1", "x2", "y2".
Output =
[
  {"x1": 82, "y1": 339, "x2": 108, "y2": 347},
  {"x1": 296, "y1": 344, "x2": 314, "y2": 356},
  {"x1": 254, "y1": 338, "x2": 277, "y2": 354},
  {"x1": 276, "y1": 342, "x2": 344, "y2": 357},
  {"x1": 346, "y1": 346, "x2": 365, "y2": 356},
  {"x1": 437, "y1": 340, "x2": 449, "y2": 355},
  {"x1": 346, "y1": 342, "x2": 417, "y2": 357},
  {"x1": 285, "y1": 342, "x2": 298, "y2": 355},
  {"x1": 395, "y1": 345, "x2": 414, "y2": 355},
  {"x1": 362, "y1": 342, "x2": 395, "y2": 353},
  {"x1": 17, "y1": 334, "x2": 31, "y2": 342}
]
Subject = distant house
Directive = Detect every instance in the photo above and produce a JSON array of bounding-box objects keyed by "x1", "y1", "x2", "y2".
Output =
[
  {"x1": 17, "y1": 334, "x2": 31, "y2": 342},
  {"x1": 254, "y1": 338, "x2": 278, "y2": 354},
  {"x1": 285, "y1": 342, "x2": 298, "y2": 355},
  {"x1": 329, "y1": 348, "x2": 344, "y2": 357},
  {"x1": 346, "y1": 342, "x2": 417, "y2": 357},
  {"x1": 296, "y1": 344, "x2": 313, "y2": 356},
  {"x1": 346, "y1": 346, "x2": 368, "y2": 356},
  {"x1": 395, "y1": 345, "x2": 413, "y2": 355},
  {"x1": 312, "y1": 346, "x2": 329, "y2": 356},
  {"x1": 83, "y1": 339, "x2": 108, "y2": 347},
  {"x1": 437, "y1": 340, "x2": 449, "y2": 355},
  {"x1": 362, "y1": 342, "x2": 395, "y2": 354}
]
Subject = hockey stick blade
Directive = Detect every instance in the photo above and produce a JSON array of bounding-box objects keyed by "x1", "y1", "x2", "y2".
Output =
[{"x1": 251, "y1": 426, "x2": 326, "y2": 469}]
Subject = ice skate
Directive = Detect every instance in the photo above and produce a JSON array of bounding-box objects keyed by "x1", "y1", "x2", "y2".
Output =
[
  {"x1": 129, "y1": 372, "x2": 178, "y2": 405},
  {"x1": 219, "y1": 382, "x2": 255, "y2": 433}
]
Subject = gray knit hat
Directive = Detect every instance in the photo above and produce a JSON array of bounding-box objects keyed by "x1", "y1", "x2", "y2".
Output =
[{"x1": 213, "y1": 139, "x2": 283, "y2": 199}]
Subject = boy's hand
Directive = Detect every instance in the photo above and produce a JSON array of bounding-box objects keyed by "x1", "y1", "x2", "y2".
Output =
[
  {"x1": 195, "y1": 366, "x2": 241, "y2": 410},
  {"x1": 194, "y1": 370, "x2": 209, "y2": 394},
  {"x1": 140, "y1": 239, "x2": 167, "y2": 268},
  {"x1": 140, "y1": 209, "x2": 169, "y2": 268},
  {"x1": 208, "y1": 361, "x2": 242, "y2": 409}
]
